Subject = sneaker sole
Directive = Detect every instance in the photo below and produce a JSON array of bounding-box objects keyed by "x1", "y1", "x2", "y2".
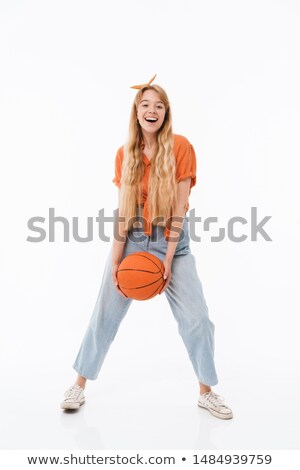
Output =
[
  {"x1": 197, "y1": 401, "x2": 233, "y2": 420},
  {"x1": 61, "y1": 399, "x2": 85, "y2": 410}
]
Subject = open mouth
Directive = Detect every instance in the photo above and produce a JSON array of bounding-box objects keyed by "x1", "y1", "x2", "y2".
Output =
[{"x1": 145, "y1": 118, "x2": 158, "y2": 123}]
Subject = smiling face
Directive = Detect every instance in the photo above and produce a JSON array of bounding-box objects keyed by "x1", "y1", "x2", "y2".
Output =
[{"x1": 136, "y1": 89, "x2": 166, "y2": 135}]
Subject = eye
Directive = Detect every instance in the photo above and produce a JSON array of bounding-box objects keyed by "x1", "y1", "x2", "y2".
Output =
[{"x1": 157, "y1": 105, "x2": 164, "y2": 109}]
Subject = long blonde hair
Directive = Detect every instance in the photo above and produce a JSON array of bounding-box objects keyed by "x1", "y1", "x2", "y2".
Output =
[{"x1": 119, "y1": 84, "x2": 177, "y2": 232}]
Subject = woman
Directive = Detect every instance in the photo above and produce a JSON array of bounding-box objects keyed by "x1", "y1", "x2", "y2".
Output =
[{"x1": 61, "y1": 75, "x2": 233, "y2": 420}]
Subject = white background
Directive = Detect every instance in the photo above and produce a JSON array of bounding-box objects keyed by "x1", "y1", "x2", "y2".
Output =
[{"x1": 0, "y1": 0, "x2": 299, "y2": 450}]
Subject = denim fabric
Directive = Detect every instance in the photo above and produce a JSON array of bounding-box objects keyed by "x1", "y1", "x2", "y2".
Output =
[{"x1": 73, "y1": 214, "x2": 218, "y2": 386}]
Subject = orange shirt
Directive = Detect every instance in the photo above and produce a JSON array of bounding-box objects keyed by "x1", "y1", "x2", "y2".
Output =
[{"x1": 112, "y1": 134, "x2": 197, "y2": 241}]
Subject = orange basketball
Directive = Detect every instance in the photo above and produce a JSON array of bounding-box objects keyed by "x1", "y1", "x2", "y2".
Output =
[{"x1": 116, "y1": 252, "x2": 166, "y2": 301}]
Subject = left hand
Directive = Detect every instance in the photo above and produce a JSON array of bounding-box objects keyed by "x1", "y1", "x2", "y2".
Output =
[{"x1": 159, "y1": 257, "x2": 173, "y2": 294}]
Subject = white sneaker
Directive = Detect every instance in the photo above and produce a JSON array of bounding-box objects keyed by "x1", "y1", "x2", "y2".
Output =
[
  {"x1": 61, "y1": 384, "x2": 85, "y2": 410},
  {"x1": 198, "y1": 391, "x2": 233, "y2": 419}
]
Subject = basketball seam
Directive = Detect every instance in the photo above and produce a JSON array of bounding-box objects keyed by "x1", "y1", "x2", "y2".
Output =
[
  {"x1": 117, "y1": 268, "x2": 161, "y2": 274},
  {"x1": 143, "y1": 279, "x2": 165, "y2": 300},
  {"x1": 125, "y1": 253, "x2": 162, "y2": 272},
  {"x1": 118, "y1": 276, "x2": 163, "y2": 290}
]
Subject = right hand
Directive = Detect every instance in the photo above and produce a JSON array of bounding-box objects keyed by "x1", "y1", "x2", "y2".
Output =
[{"x1": 112, "y1": 263, "x2": 128, "y2": 298}]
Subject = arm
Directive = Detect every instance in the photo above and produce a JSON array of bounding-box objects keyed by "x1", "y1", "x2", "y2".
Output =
[
  {"x1": 159, "y1": 177, "x2": 191, "y2": 294},
  {"x1": 111, "y1": 188, "x2": 128, "y2": 298}
]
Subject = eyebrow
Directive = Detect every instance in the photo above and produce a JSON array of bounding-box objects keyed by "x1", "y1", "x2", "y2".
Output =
[{"x1": 140, "y1": 99, "x2": 164, "y2": 104}]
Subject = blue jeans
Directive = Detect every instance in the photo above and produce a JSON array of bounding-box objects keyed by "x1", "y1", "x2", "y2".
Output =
[{"x1": 73, "y1": 215, "x2": 218, "y2": 386}]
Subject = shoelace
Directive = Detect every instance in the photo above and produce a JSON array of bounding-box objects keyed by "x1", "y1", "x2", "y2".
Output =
[
  {"x1": 65, "y1": 385, "x2": 82, "y2": 400},
  {"x1": 202, "y1": 392, "x2": 228, "y2": 409}
]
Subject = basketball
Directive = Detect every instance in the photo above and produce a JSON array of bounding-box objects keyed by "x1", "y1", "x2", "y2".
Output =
[{"x1": 116, "y1": 252, "x2": 166, "y2": 300}]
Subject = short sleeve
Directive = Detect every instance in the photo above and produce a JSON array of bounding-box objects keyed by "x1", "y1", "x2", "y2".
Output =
[
  {"x1": 112, "y1": 146, "x2": 124, "y2": 188},
  {"x1": 175, "y1": 139, "x2": 197, "y2": 188}
]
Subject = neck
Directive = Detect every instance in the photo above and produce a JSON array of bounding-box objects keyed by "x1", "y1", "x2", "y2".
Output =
[{"x1": 141, "y1": 131, "x2": 157, "y2": 149}]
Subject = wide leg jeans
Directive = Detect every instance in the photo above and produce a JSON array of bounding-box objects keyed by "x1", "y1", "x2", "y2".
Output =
[{"x1": 73, "y1": 216, "x2": 218, "y2": 386}]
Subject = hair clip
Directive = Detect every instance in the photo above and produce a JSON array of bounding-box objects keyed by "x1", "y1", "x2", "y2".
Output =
[{"x1": 130, "y1": 74, "x2": 157, "y2": 89}]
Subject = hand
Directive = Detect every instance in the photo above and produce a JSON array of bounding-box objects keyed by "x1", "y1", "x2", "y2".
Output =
[
  {"x1": 112, "y1": 263, "x2": 128, "y2": 299},
  {"x1": 159, "y1": 257, "x2": 173, "y2": 294}
]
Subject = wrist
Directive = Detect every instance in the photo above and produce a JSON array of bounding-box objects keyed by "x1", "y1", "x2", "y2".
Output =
[
  {"x1": 165, "y1": 253, "x2": 174, "y2": 263},
  {"x1": 112, "y1": 259, "x2": 121, "y2": 266}
]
